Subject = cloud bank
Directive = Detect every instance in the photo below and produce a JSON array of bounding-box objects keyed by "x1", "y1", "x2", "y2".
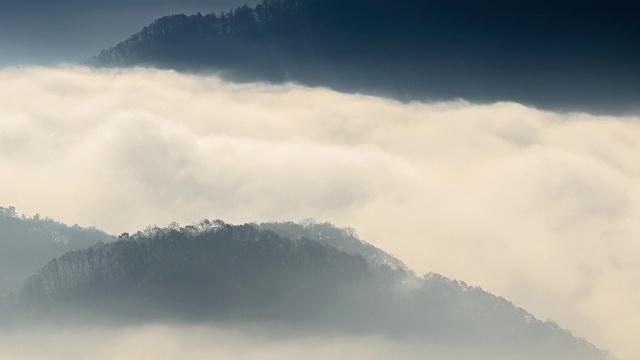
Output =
[{"x1": 0, "y1": 67, "x2": 638, "y2": 359}]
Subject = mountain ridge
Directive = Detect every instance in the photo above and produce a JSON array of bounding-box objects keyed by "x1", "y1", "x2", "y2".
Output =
[
  {"x1": 10, "y1": 219, "x2": 612, "y2": 359},
  {"x1": 87, "y1": 0, "x2": 640, "y2": 114}
]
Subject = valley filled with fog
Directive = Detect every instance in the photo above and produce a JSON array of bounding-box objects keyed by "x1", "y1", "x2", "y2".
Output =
[
  {"x1": 0, "y1": 67, "x2": 638, "y2": 359},
  {"x1": 0, "y1": 324, "x2": 604, "y2": 360}
]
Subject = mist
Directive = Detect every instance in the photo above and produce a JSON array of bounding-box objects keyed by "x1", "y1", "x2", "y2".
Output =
[
  {"x1": 0, "y1": 67, "x2": 638, "y2": 359},
  {"x1": 0, "y1": 0, "x2": 258, "y2": 67},
  {"x1": 0, "y1": 324, "x2": 602, "y2": 360}
]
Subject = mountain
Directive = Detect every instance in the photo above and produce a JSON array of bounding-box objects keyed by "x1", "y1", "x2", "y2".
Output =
[
  {"x1": 15, "y1": 220, "x2": 609, "y2": 359},
  {"x1": 87, "y1": 0, "x2": 640, "y2": 114},
  {"x1": 0, "y1": 206, "x2": 115, "y2": 295}
]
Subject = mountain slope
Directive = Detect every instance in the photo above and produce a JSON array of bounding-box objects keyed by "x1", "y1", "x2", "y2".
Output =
[
  {"x1": 17, "y1": 220, "x2": 609, "y2": 359},
  {"x1": 0, "y1": 206, "x2": 115, "y2": 294},
  {"x1": 87, "y1": 0, "x2": 640, "y2": 114},
  {"x1": 254, "y1": 220, "x2": 408, "y2": 271}
]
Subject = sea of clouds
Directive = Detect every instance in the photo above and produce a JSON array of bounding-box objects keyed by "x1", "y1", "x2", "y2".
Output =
[{"x1": 0, "y1": 67, "x2": 638, "y2": 359}]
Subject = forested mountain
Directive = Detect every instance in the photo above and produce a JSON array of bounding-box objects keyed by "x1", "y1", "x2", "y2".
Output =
[
  {"x1": 87, "y1": 0, "x2": 640, "y2": 113},
  {"x1": 0, "y1": 206, "x2": 115, "y2": 294},
  {"x1": 15, "y1": 220, "x2": 608, "y2": 359}
]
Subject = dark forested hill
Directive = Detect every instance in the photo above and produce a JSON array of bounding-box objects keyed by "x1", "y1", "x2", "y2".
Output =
[
  {"x1": 15, "y1": 220, "x2": 608, "y2": 359},
  {"x1": 0, "y1": 207, "x2": 115, "y2": 294},
  {"x1": 87, "y1": 0, "x2": 640, "y2": 114}
]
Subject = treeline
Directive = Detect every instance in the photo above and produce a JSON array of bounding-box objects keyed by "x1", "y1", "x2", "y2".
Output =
[
  {"x1": 21, "y1": 220, "x2": 394, "y2": 327},
  {"x1": 18, "y1": 220, "x2": 605, "y2": 358},
  {"x1": 254, "y1": 219, "x2": 408, "y2": 271}
]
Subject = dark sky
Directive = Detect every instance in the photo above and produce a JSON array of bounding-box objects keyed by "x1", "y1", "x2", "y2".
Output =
[{"x1": 0, "y1": 0, "x2": 258, "y2": 67}]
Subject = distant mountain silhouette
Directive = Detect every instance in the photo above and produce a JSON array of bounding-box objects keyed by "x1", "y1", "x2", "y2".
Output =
[
  {"x1": 87, "y1": 0, "x2": 640, "y2": 114},
  {"x1": 15, "y1": 220, "x2": 609, "y2": 359},
  {"x1": 0, "y1": 206, "x2": 115, "y2": 294}
]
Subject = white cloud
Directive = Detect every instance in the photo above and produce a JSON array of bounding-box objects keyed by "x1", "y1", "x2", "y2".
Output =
[{"x1": 0, "y1": 66, "x2": 638, "y2": 359}]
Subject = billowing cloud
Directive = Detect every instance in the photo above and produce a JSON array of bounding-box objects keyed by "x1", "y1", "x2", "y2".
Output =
[{"x1": 0, "y1": 67, "x2": 639, "y2": 359}]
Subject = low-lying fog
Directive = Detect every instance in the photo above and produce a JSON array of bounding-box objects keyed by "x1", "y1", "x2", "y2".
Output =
[
  {"x1": 0, "y1": 324, "x2": 597, "y2": 360},
  {"x1": 0, "y1": 67, "x2": 638, "y2": 359}
]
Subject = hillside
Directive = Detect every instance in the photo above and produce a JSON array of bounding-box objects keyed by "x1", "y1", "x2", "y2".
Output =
[
  {"x1": 254, "y1": 220, "x2": 408, "y2": 271},
  {"x1": 87, "y1": 0, "x2": 640, "y2": 113},
  {"x1": 15, "y1": 220, "x2": 609, "y2": 359},
  {"x1": 0, "y1": 207, "x2": 115, "y2": 294}
]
